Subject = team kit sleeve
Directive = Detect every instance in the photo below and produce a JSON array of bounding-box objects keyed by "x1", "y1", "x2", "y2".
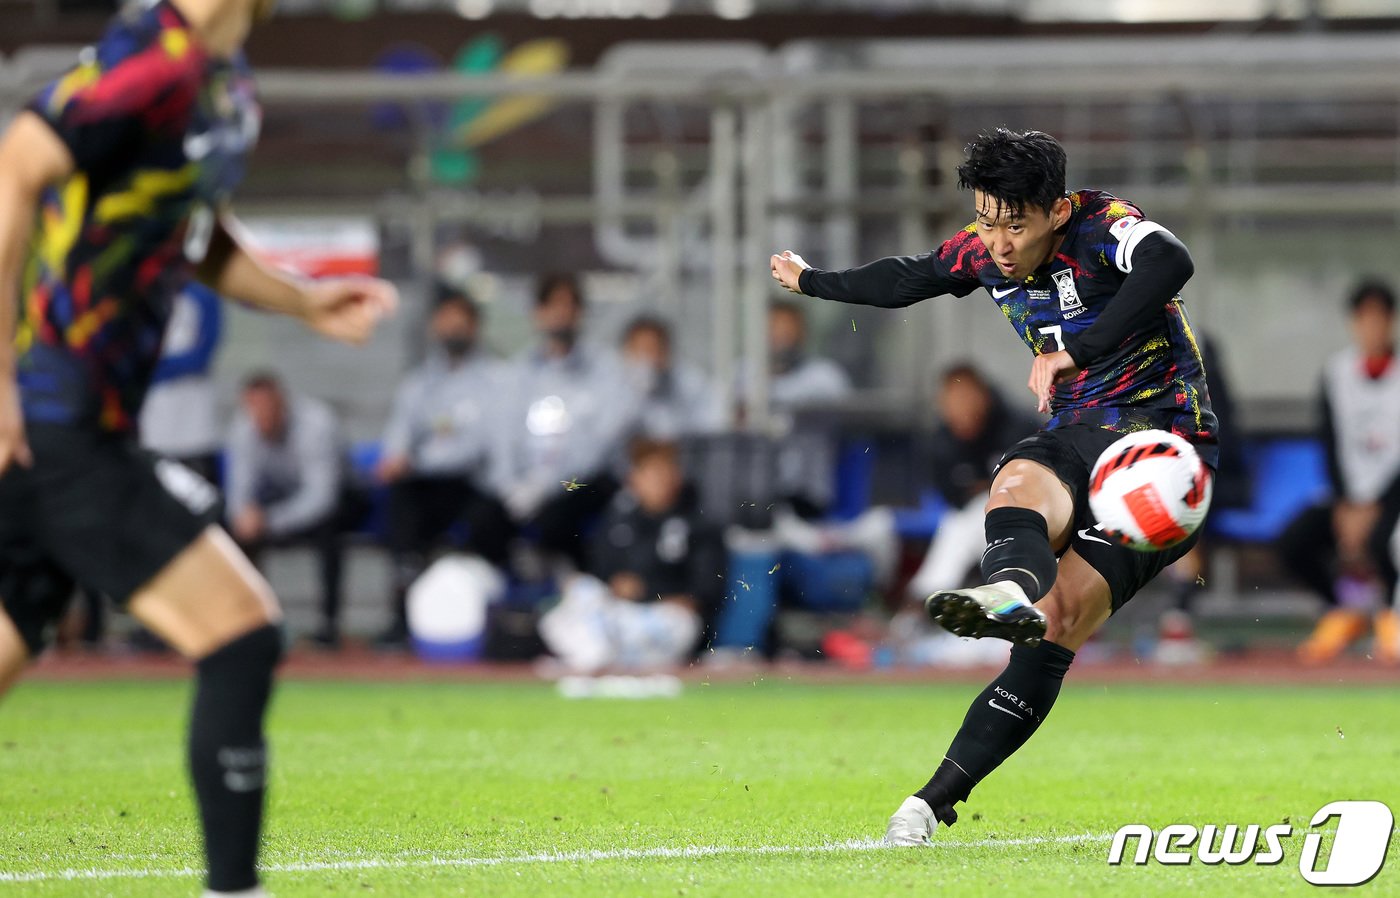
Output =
[
  {"x1": 1059, "y1": 209, "x2": 1195, "y2": 369},
  {"x1": 27, "y1": 37, "x2": 200, "y2": 173},
  {"x1": 797, "y1": 226, "x2": 987, "y2": 308}
]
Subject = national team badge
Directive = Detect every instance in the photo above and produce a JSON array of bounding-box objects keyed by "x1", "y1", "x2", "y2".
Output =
[{"x1": 1052, "y1": 269, "x2": 1084, "y2": 315}]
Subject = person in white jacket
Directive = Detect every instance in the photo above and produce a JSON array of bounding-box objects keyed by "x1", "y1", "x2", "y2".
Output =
[{"x1": 226, "y1": 373, "x2": 345, "y2": 646}]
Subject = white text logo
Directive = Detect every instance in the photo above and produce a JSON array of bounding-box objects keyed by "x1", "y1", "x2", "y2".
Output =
[{"x1": 1108, "y1": 801, "x2": 1393, "y2": 886}]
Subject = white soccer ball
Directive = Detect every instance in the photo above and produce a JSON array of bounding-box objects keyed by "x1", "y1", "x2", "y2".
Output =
[{"x1": 1087, "y1": 430, "x2": 1212, "y2": 552}]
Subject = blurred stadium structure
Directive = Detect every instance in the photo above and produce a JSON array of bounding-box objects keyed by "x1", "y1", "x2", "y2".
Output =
[
  {"x1": 3, "y1": 2, "x2": 1400, "y2": 440},
  {"x1": 0, "y1": 0, "x2": 1396, "y2": 646}
]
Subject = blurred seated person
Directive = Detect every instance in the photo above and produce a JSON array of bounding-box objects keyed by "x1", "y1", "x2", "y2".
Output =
[
  {"x1": 539, "y1": 439, "x2": 724, "y2": 672},
  {"x1": 1381, "y1": 519, "x2": 1400, "y2": 664},
  {"x1": 906, "y1": 363, "x2": 1039, "y2": 602},
  {"x1": 226, "y1": 372, "x2": 346, "y2": 648},
  {"x1": 375, "y1": 286, "x2": 512, "y2": 648},
  {"x1": 620, "y1": 315, "x2": 726, "y2": 439},
  {"x1": 491, "y1": 273, "x2": 641, "y2": 570},
  {"x1": 1276, "y1": 280, "x2": 1400, "y2": 663},
  {"x1": 737, "y1": 300, "x2": 853, "y2": 519}
]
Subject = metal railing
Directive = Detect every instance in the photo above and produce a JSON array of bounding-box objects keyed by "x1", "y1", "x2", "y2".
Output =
[{"x1": 3, "y1": 32, "x2": 1399, "y2": 416}]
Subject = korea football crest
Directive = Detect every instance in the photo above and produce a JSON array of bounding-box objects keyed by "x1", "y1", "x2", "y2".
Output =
[{"x1": 1052, "y1": 269, "x2": 1085, "y2": 319}]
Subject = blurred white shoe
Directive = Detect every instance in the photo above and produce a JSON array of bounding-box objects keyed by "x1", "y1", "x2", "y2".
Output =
[
  {"x1": 884, "y1": 795, "x2": 936, "y2": 846},
  {"x1": 538, "y1": 577, "x2": 615, "y2": 673}
]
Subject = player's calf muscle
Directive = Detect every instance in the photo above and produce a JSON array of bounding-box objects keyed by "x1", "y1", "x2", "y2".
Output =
[
  {"x1": 0, "y1": 613, "x2": 29, "y2": 697},
  {"x1": 1036, "y1": 561, "x2": 1112, "y2": 649}
]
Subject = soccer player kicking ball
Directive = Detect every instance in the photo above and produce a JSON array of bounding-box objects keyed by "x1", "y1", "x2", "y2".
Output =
[
  {"x1": 0, "y1": 1, "x2": 395, "y2": 895},
  {"x1": 771, "y1": 129, "x2": 1218, "y2": 845}
]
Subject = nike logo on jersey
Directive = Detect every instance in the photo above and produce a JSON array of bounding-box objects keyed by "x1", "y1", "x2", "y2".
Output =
[
  {"x1": 183, "y1": 108, "x2": 261, "y2": 162},
  {"x1": 991, "y1": 285, "x2": 1019, "y2": 299},
  {"x1": 988, "y1": 698, "x2": 1025, "y2": 720},
  {"x1": 1077, "y1": 526, "x2": 1114, "y2": 546}
]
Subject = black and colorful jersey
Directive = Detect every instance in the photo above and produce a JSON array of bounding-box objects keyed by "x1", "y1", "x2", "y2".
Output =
[
  {"x1": 799, "y1": 189, "x2": 1219, "y2": 467},
  {"x1": 18, "y1": 0, "x2": 258, "y2": 432}
]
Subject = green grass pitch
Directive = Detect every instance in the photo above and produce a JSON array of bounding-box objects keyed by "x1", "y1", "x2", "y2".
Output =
[{"x1": 0, "y1": 678, "x2": 1395, "y2": 896}]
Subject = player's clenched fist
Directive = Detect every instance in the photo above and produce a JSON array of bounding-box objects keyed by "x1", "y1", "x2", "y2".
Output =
[
  {"x1": 301, "y1": 277, "x2": 399, "y2": 346},
  {"x1": 770, "y1": 250, "x2": 810, "y2": 294}
]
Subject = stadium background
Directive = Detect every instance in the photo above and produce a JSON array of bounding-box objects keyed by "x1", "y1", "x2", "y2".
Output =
[
  {"x1": 0, "y1": 1, "x2": 1393, "y2": 643},
  {"x1": 3, "y1": 0, "x2": 1397, "y2": 643},
  {"x1": 2, "y1": 3, "x2": 1399, "y2": 897}
]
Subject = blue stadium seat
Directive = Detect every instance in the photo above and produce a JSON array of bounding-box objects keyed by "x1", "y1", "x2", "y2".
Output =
[
  {"x1": 833, "y1": 437, "x2": 949, "y2": 539},
  {"x1": 830, "y1": 438, "x2": 876, "y2": 521},
  {"x1": 892, "y1": 489, "x2": 949, "y2": 542},
  {"x1": 1209, "y1": 438, "x2": 1328, "y2": 544},
  {"x1": 347, "y1": 441, "x2": 390, "y2": 540}
]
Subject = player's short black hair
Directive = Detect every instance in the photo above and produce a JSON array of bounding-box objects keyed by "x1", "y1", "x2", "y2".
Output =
[
  {"x1": 1347, "y1": 279, "x2": 1396, "y2": 315},
  {"x1": 956, "y1": 128, "x2": 1067, "y2": 217},
  {"x1": 241, "y1": 370, "x2": 283, "y2": 394},
  {"x1": 622, "y1": 314, "x2": 672, "y2": 348},
  {"x1": 432, "y1": 283, "x2": 479, "y2": 320},
  {"x1": 536, "y1": 272, "x2": 584, "y2": 309}
]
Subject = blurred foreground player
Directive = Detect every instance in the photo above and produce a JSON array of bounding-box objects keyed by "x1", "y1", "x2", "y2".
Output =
[
  {"x1": 772, "y1": 129, "x2": 1217, "y2": 844},
  {"x1": 0, "y1": 0, "x2": 396, "y2": 895}
]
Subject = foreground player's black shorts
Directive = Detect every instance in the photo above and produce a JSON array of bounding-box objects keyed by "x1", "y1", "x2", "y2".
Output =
[
  {"x1": 0, "y1": 424, "x2": 220, "y2": 654},
  {"x1": 996, "y1": 424, "x2": 1210, "y2": 612}
]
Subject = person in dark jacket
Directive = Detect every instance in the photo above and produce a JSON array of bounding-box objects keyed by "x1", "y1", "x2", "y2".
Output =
[
  {"x1": 539, "y1": 438, "x2": 725, "y2": 672},
  {"x1": 907, "y1": 364, "x2": 1040, "y2": 600}
]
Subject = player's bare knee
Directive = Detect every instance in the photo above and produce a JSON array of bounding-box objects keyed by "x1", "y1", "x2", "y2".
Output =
[{"x1": 986, "y1": 481, "x2": 1053, "y2": 525}]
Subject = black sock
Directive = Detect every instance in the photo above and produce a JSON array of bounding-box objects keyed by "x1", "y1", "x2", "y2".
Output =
[
  {"x1": 980, "y1": 507, "x2": 1058, "y2": 602},
  {"x1": 915, "y1": 639, "x2": 1076, "y2": 820},
  {"x1": 1171, "y1": 577, "x2": 1198, "y2": 613},
  {"x1": 190, "y1": 625, "x2": 283, "y2": 893}
]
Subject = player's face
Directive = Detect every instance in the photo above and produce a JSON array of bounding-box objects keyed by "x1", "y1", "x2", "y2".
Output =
[
  {"x1": 939, "y1": 379, "x2": 991, "y2": 441},
  {"x1": 973, "y1": 191, "x2": 1071, "y2": 281},
  {"x1": 768, "y1": 309, "x2": 805, "y2": 354},
  {"x1": 534, "y1": 287, "x2": 583, "y2": 339},
  {"x1": 623, "y1": 328, "x2": 669, "y2": 372},
  {"x1": 629, "y1": 454, "x2": 684, "y2": 513},
  {"x1": 243, "y1": 387, "x2": 285, "y2": 440},
  {"x1": 1351, "y1": 297, "x2": 1395, "y2": 357},
  {"x1": 429, "y1": 303, "x2": 477, "y2": 344}
]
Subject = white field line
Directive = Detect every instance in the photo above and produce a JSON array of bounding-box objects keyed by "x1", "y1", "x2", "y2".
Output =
[{"x1": 0, "y1": 832, "x2": 1110, "y2": 884}]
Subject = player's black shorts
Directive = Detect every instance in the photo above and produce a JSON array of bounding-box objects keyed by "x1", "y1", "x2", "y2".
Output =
[
  {"x1": 997, "y1": 424, "x2": 1209, "y2": 612},
  {"x1": 0, "y1": 424, "x2": 220, "y2": 654}
]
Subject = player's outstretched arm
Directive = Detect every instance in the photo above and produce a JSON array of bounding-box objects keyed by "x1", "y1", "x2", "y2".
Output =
[
  {"x1": 0, "y1": 112, "x2": 79, "y2": 472},
  {"x1": 198, "y1": 212, "x2": 398, "y2": 345},
  {"x1": 770, "y1": 249, "x2": 959, "y2": 309}
]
